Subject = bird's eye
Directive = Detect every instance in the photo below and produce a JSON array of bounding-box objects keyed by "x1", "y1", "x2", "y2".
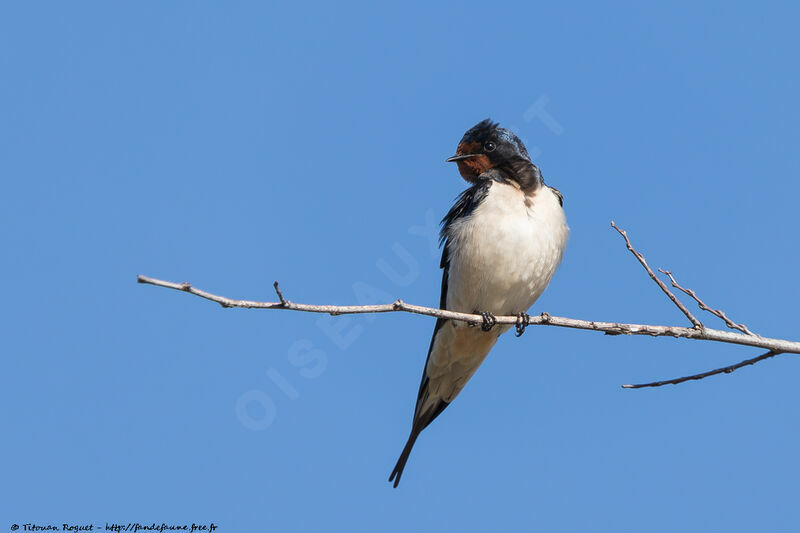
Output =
[{"x1": 484, "y1": 141, "x2": 496, "y2": 152}]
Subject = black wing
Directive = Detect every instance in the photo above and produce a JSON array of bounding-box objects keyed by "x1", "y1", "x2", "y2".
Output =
[
  {"x1": 389, "y1": 179, "x2": 492, "y2": 487},
  {"x1": 414, "y1": 179, "x2": 493, "y2": 408}
]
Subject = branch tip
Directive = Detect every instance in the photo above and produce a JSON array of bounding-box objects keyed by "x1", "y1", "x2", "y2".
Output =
[
  {"x1": 623, "y1": 350, "x2": 782, "y2": 389},
  {"x1": 610, "y1": 224, "x2": 702, "y2": 329}
]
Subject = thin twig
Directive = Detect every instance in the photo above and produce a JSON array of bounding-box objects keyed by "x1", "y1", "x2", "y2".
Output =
[
  {"x1": 622, "y1": 350, "x2": 781, "y2": 388},
  {"x1": 136, "y1": 275, "x2": 800, "y2": 355},
  {"x1": 273, "y1": 281, "x2": 288, "y2": 306},
  {"x1": 658, "y1": 268, "x2": 755, "y2": 336},
  {"x1": 610, "y1": 221, "x2": 703, "y2": 329}
]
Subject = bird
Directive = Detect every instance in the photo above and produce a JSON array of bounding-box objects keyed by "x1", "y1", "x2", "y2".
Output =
[{"x1": 388, "y1": 118, "x2": 569, "y2": 487}]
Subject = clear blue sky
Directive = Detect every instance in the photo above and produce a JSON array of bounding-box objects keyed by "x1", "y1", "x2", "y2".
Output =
[{"x1": 3, "y1": 2, "x2": 799, "y2": 531}]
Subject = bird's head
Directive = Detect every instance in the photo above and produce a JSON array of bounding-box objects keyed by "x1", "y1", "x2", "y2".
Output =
[{"x1": 446, "y1": 119, "x2": 532, "y2": 183}]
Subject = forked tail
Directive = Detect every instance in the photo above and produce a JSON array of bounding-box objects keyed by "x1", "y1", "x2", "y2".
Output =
[{"x1": 388, "y1": 428, "x2": 421, "y2": 488}]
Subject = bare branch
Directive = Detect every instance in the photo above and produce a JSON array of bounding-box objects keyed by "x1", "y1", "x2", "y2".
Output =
[
  {"x1": 658, "y1": 268, "x2": 755, "y2": 336},
  {"x1": 137, "y1": 224, "x2": 800, "y2": 390},
  {"x1": 610, "y1": 221, "x2": 703, "y2": 329},
  {"x1": 622, "y1": 350, "x2": 781, "y2": 389},
  {"x1": 136, "y1": 275, "x2": 800, "y2": 355}
]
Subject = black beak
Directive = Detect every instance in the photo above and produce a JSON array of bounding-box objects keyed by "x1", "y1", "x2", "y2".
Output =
[{"x1": 446, "y1": 153, "x2": 480, "y2": 163}]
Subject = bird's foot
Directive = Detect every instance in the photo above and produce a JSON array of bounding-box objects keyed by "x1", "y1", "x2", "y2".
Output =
[
  {"x1": 479, "y1": 311, "x2": 497, "y2": 332},
  {"x1": 515, "y1": 312, "x2": 531, "y2": 337}
]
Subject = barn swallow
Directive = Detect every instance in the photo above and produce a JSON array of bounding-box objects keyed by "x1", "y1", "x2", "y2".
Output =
[{"x1": 389, "y1": 119, "x2": 569, "y2": 487}]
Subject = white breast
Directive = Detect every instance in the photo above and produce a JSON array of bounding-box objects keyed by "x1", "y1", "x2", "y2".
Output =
[
  {"x1": 423, "y1": 181, "x2": 568, "y2": 403},
  {"x1": 445, "y1": 181, "x2": 569, "y2": 317}
]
